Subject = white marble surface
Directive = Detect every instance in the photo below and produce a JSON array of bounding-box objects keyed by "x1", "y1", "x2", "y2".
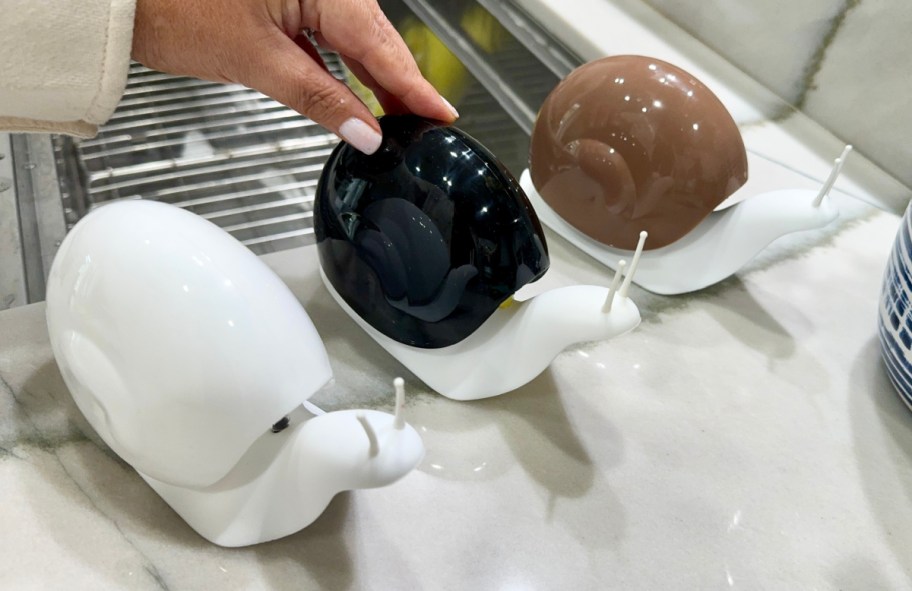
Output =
[
  {"x1": 538, "y1": 0, "x2": 912, "y2": 200},
  {"x1": 2, "y1": 186, "x2": 912, "y2": 588},
  {"x1": 3, "y1": 3, "x2": 912, "y2": 588}
]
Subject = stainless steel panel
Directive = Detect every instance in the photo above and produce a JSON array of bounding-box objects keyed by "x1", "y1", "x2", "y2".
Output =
[{"x1": 54, "y1": 61, "x2": 345, "y2": 256}]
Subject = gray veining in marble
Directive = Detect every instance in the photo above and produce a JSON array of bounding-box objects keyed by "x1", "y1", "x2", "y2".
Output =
[
  {"x1": 791, "y1": 0, "x2": 861, "y2": 110},
  {"x1": 640, "y1": 0, "x2": 848, "y2": 107},
  {"x1": 803, "y1": 0, "x2": 912, "y2": 193},
  {"x1": 3, "y1": 193, "x2": 912, "y2": 588},
  {"x1": 0, "y1": 133, "x2": 25, "y2": 311},
  {"x1": 638, "y1": 0, "x2": 912, "y2": 194}
]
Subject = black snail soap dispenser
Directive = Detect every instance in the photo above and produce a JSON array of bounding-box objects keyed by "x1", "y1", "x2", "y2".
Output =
[{"x1": 315, "y1": 115, "x2": 646, "y2": 400}]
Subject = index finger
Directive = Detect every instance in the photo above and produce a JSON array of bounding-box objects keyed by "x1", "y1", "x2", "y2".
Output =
[{"x1": 308, "y1": 0, "x2": 458, "y2": 122}]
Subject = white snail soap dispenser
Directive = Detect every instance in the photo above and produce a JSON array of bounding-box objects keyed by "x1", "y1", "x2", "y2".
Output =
[
  {"x1": 45, "y1": 200, "x2": 424, "y2": 547},
  {"x1": 521, "y1": 55, "x2": 845, "y2": 295},
  {"x1": 315, "y1": 115, "x2": 644, "y2": 401}
]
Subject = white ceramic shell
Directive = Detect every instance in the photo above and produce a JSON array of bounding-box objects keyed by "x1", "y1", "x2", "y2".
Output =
[{"x1": 45, "y1": 200, "x2": 333, "y2": 488}]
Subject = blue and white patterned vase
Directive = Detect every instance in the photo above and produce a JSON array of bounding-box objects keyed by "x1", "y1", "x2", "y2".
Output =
[{"x1": 879, "y1": 202, "x2": 912, "y2": 411}]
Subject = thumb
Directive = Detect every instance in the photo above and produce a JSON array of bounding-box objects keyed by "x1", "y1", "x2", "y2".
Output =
[{"x1": 242, "y1": 31, "x2": 383, "y2": 155}]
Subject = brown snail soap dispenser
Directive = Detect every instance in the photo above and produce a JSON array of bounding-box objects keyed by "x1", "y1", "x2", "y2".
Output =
[{"x1": 521, "y1": 55, "x2": 847, "y2": 295}]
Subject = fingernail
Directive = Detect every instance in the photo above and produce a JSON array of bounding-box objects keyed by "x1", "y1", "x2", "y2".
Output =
[
  {"x1": 440, "y1": 95, "x2": 459, "y2": 119},
  {"x1": 339, "y1": 118, "x2": 383, "y2": 155}
]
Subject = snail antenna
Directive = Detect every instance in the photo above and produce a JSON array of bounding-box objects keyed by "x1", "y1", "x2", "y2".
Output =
[
  {"x1": 814, "y1": 144, "x2": 852, "y2": 207},
  {"x1": 603, "y1": 260, "x2": 627, "y2": 313},
  {"x1": 357, "y1": 414, "x2": 380, "y2": 457},
  {"x1": 393, "y1": 377, "x2": 406, "y2": 430},
  {"x1": 302, "y1": 400, "x2": 326, "y2": 416},
  {"x1": 619, "y1": 231, "x2": 648, "y2": 299},
  {"x1": 837, "y1": 143, "x2": 853, "y2": 164}
]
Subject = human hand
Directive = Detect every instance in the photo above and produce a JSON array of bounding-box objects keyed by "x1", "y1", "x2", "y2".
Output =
[{"x1": 131, "y1": 0, "x2": 459, "y2": 154}]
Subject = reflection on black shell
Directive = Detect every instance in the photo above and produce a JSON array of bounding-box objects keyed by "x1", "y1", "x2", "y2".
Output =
[{"x1": 315, "y1": 115, "x2": 549, "y2": 349}]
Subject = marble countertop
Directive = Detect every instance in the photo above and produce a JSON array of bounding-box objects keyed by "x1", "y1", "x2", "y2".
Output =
[
  {"x1": 4, "y1": 2, "x2": 912, "y2": 589},
  {"x1": 3, "y1": 192, "x2": 912, "y2": 588}
]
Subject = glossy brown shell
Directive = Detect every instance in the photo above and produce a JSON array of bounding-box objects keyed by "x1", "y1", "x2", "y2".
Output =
[{"x1": 530, "y1": 55, "x2": 748, "y2": 250}]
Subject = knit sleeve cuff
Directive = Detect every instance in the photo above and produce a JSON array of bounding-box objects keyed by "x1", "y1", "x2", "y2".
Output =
[{"x1": 0, "y1": 0, "x2": 137, "y2": 137}]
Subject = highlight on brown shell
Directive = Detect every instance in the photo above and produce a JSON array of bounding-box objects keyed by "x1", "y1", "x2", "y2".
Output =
[{"x1": 529, "y1": 55, "x2": 748, "y2": 251}]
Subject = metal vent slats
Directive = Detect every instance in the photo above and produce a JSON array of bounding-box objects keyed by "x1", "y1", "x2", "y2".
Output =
[
  {"x1": 60, "y1": 61, "x2": 347, "y2": 254},
  {"x1": 56, "y1": 25, "x2": 538, "y2": 255}
]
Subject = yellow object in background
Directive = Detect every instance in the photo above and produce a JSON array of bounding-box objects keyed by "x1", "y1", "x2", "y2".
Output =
[
  {"x1": 460, "y1": 4, "x2": 508, "y2": 54},
  {"x1": 346, "y1": 8, "x2": 506, "y2": 115},
  {"x1": 345, "y1": 68, "x2": 385, "y2": 118},
  {"x1": 345, "y1": 16, "x2": 470, "y2": 114},
  {"x1": 401, "y1": 16, "x2": 470, "y2": 108}
]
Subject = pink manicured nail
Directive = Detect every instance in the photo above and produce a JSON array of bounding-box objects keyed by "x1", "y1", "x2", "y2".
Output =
[
  {"x1": 339, "y1": 118, "x2": 383, "y2": 155},
  {"x1": 441, "y1": 95, "x2": 459, "y2": 119}
]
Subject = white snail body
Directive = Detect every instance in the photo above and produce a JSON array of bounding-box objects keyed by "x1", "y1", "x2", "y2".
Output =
[
  {"x1": 46, "y1": 200, "x2": 423, "y2": 546},
  {"x1": 522, "y1": 170, "x2": 841, "y2": 295},
  {"x1": 322, "y1": 267, "x2": 641, "y2": 400}
]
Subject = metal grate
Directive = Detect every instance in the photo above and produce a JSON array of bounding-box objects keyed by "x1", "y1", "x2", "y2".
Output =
[
  {"x1": 56, "y1": 60, "x2": 346, "y2": 254},
  {"x1": 51, "y1": 1, "x2": 562, "y2": 256}
]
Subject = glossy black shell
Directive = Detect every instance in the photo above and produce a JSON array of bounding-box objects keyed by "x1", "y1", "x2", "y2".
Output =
[{"x1": 315, "y1": 115, "x2": 549, "y2": 349}]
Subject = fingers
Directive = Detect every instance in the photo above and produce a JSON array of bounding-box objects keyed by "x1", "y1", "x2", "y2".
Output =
[
  {"x1": 292, "y1": 33, "x2": 330, "y2": 75},
  {"x1": 310, "y1": 0, "x2": 458, "y2": 123},
  {"x1": 244, "y1": 31, "x2": 383, "y2": 155},
  {"x1": 338, "y1": 55, "x2": 410, "y2": 117},
  {"x1": 313, "y1": 33, "x2": 411, "y2": 116}
]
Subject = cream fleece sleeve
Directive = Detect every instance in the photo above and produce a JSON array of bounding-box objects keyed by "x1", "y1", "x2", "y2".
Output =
[{"x1": 0, "y1": 0, "x2": 136, "y2": 138}]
